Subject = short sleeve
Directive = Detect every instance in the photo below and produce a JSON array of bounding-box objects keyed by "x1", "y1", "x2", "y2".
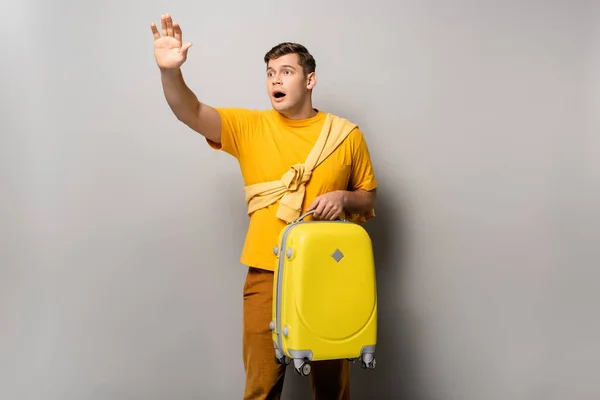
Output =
[
  {"x1": 345, "y1": 128, "x2": 378, "y2": 223},
  {"x1": 206, "y1": 108, "x2": 260, "y2": 159},
  {"x1": 348, "y1": 128, "x2": 378, "y2": 192}
]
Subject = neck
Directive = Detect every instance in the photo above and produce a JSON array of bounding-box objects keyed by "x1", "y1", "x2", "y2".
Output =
[{"x1": 278, "y1": 102, "x2": 318, "y2": 120}]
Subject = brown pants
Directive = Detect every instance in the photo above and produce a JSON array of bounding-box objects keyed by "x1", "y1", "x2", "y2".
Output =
[{"x1": 242, "y1": 267, "x2": 351, "y2": 400}]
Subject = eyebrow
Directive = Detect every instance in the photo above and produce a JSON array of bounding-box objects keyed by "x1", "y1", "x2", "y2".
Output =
[{"x1": 267, "y1": 64, "x2": 297, "y2": 71}]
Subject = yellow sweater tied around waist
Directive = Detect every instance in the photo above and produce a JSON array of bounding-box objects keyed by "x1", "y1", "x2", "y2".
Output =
[{"x1": 244, "y1": 113, "x2": 374, "y2": 224}]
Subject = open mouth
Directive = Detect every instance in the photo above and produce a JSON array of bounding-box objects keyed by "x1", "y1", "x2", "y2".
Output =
[{"x1": 273, "y1": 91, "x2": 286, "y2": 99}]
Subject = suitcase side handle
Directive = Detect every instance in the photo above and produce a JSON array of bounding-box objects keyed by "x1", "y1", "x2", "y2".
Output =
[{"x1": 292, "y1": 210, "x2": 348, "y2": 224}]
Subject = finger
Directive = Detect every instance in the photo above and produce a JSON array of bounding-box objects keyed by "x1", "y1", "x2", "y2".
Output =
[
  {"x1": 161, "y1": 14, "x2": 167, "y2": 36},
  {"x1": 150, "y1": 23, "x2": 160, "y2": 40},
  {"x1": 322, "y1": 204, "x2": 335, "y2": 220},
  {"x1": 166, "y1": 14, "x2": 174, "y2": 36},
  {"x1": 307, "y1": 197, "x2": 320, "y2": 212},
  {"x1": 173, "y1": 23, "x2": 182, "y2": 42},
  {"x1": 323, "y1": 206, "x2": 336, "y2": 221},
  {"x1": 316, "y1": 201, "x2": 328, "y2": 216},
  {"x1": 181, "y1": 42, "x2": 193, "y2": 55},
  {"x1": 312, "y1": 204, "x2": 323, "y2": 219},
  {"x1": 329, "y1": 208, "x2": 343, "y2": 221},
  {"x1": 315, "y1": 202, "x2": 330, "y2": 220}
]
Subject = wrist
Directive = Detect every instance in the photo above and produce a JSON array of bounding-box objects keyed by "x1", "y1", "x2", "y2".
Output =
[
  {"x1": 160, "y1": 67, "x2": 182, "y2": 77},
  {"x1": 340, "y1": 190, "x2": 350, "y2": 209}
]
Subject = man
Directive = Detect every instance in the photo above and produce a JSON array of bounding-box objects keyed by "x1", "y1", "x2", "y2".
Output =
[{"x1": 150, "y1": 14, "x2": 378, "y2": 400}]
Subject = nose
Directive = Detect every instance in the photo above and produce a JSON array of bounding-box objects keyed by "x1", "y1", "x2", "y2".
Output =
[{"x1": 272, "y1": 74, "x2": 282, "y2": 85}]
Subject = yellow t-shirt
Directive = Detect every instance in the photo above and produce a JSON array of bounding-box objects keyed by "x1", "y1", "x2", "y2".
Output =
[{"x1": 207, "y1": 108, "x2": 378, "y2": 271}]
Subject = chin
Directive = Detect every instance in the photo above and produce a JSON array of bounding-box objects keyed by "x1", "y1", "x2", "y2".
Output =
[{"x1": 271, "y1": 101, "x2": 290, "y2": 112}]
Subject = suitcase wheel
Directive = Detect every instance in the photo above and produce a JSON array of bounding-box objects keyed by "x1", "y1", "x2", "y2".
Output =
[
  {"x1": 275, "y1": 355, "x2": 291, "y2": 365},
  {"x1": 360, "y1": 354, "x2": 377, "y2": 370},
  {"x1": 293, "y1": 359, "x2": 312, "y2": 376}
]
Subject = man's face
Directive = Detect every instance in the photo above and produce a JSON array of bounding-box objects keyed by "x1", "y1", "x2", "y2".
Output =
[{"x1": 266, "y1": 53, "x2": 315, "y2": 114}]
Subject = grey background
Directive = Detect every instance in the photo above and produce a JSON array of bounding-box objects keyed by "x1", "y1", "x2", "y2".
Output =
[{"x1": 1, "y1": 0, "x2": 598, "y2": 399}]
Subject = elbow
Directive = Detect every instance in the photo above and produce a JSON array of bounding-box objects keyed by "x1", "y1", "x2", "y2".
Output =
[
  {"x1": 176, "y1": 104, "x2": 199, "y2": 126},
  {"x1": 344, "y1": 188, "x2": 377, "y2": 214},
  {"x1": 366, "y1": 189, "x2": 377, "y2": 210}
]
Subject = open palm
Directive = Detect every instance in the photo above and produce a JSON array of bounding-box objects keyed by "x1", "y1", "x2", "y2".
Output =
[{"x1": 151, "y1": 14, "x2": 193, "y2": 70}]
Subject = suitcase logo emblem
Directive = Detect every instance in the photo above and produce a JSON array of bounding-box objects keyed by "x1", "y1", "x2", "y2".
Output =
[{"x1": 331, "y1": 249, "x2": 344, "y2": 263}]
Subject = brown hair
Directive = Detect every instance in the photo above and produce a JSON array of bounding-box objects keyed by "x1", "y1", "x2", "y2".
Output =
[{"x1": 264, "y1": 42, "x2": 316, "y2": 75}]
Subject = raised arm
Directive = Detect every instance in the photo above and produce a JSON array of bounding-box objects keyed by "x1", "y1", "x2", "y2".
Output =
[{"x1": 150, "y1": 14, "x2": 222, "y2": 143}]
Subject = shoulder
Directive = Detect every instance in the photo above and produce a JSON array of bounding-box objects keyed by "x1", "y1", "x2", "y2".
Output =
[
  {"x1": 325, "y1": 112, "x2": 362, "y2": 134},
  {"x1": 334, "y1": 115, "x2": 366, "y2": 143},
  {"x1": 216, "y1": 107, "x2": 269, "y2": 120},
  {"x1": 347, "y1": 126, "x2": 365, "y2": 141},
  {"x1": 321, "y1": 111, "x2": 369, "y2": 146},
  {"x1": 325, "y1": 112, "x2": 356, "y2": 124}
]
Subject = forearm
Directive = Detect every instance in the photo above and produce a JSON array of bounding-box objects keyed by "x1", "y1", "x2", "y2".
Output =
[
  {"x1": 160, "y1": 68, "x2": 200, "y2": 124},
  {"x1": 342, "y1": 189, "x2": 377, "y2": 214}
]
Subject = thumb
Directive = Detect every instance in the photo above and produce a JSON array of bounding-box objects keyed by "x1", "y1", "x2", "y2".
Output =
[{"x1": 181, "y1": 42, "x2": 193, "y2": 54}]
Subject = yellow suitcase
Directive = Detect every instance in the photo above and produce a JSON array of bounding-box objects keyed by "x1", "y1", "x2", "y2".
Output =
[{"x1": 270, "y1": 211, "x2": 377, "y2": 376}]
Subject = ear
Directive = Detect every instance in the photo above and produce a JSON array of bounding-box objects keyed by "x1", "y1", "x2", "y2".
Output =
[{"x1": 306, "y1": 72, "x2": 317, "y2": 90}]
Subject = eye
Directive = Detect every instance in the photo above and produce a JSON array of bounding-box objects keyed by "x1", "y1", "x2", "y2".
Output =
[{"x1": 284, "y1": 70, "x2": 292, "y2": 75}]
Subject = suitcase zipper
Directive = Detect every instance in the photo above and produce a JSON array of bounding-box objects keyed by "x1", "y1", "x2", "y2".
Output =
[{"x1": 275, "y1": 221, "x2": 296, "y2": 354}]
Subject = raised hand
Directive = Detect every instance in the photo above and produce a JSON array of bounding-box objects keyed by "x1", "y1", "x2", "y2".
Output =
[{"x1": 150, "y1": 14, "x2": 193, "y2": 70}]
